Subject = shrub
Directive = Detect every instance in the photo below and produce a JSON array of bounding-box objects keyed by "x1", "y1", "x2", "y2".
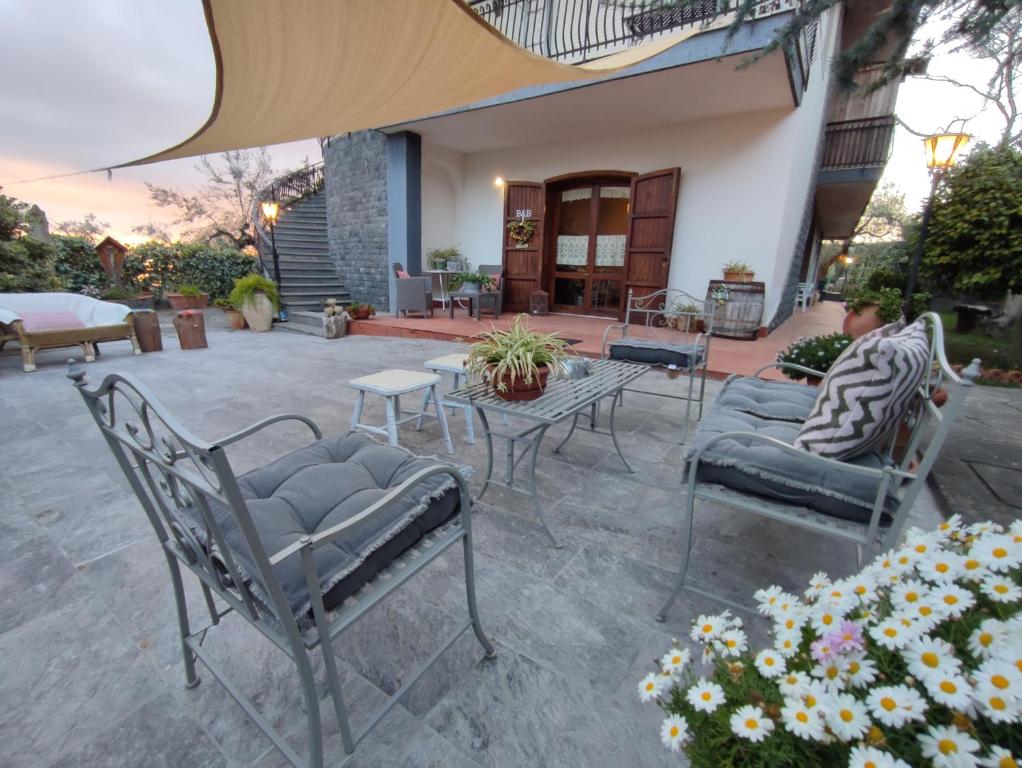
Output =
[
  {"x1": 123, "y1": 241, "x2": 258, "y2": 299},
  {"x1": 228, "y1": 273, "x2": 279, "y2": 310},
  {"x1": 0, "y1": 237, "x2": 59, "y2": 293},
  {"x1": 776, "y1": 333, "x2": 853, "y2": 380},
  {"x1": 101, "y1": 285, "x2": 139, "y2": 300},
  {"x1": 174, "y1": 284, "x2": 205, "y2": 297},
  {"x1": 52, "y1": 234, "x2": 106, "y2": 292}
]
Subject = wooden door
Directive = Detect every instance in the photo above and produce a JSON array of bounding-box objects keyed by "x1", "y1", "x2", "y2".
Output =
[
  {"x1": 502, "y1": 182, "x2": 544, "y2": 312},
  {"x1": 622, "y1": 168, "x2": 680, "y2": 315}
]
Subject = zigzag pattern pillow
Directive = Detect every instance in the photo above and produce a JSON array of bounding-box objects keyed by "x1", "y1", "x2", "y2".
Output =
[{"x1": 793, "y1": 320, "x2": 930, "y2": 461}]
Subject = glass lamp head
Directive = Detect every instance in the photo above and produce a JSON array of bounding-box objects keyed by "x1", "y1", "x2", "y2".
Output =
[
  {"x1": 923, "y1": 133, "x2": 970, "y2": 170},
  {"x1": 260, "y1": 200, "x2": 280, "y2": 224}
]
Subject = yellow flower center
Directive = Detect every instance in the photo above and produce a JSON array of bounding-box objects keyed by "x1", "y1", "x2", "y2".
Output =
[
  {"x1": 980, "y1": 632, "x2": 993, "y2": 646},
  {"x1": 990, "y1": 696, "x2": 1006, "y2": 711},
  {"x1": 992, "y1": 674, "x2": 1009, "y2": 690},
  {"x1": 765, "y1": 657, "x2": 774, "y2": 666},
  {"x1": 865, "y1": 762, "x2": 877, "y2": 768},
  {"x1": 670, "y1": 725, "x2": 680, "y2": 737},
  {"x1": 726, "y1": 639, "x2": 736, "y2": 648},
  {"x1": 745, "y1": 719, "x2": 758, "y2": 730},
  {"x1": 944, "y1": 595, "x2": 959, "y2": 605},
  {"x1": 827, "y1": 667, "x2": 839, "y2": 680},
  {"x1": 855, "y1": 585, "x2": 866, "y2": 594},
  {"x1": 822, "y1": 615, "x2": 833, "y2": 625},
  {"x1": 965, "y1": 559, "x2": 980, "y2": 570},
  {"x1": 936, "y1": 563, "x2": 949, "y2": 573},
  {"x1": 994, "y1": 584, "x2": 1009, "y2": 594},
  {"x1": 993, "y1": 547, "x2": 1007, "y2": 558},
  {"x1": 940, "y1": 680, "x2": 958, "y2": 694},
  {"x1": 785, "y1": 619, "x2": 795, "y2": 629},
  {"x1": 884, "y1": 627, "x2": 898, "y2": 637},
  {"x1": 939, "y1": 739, "x2": 958, "y2": 755},
  {"x1": 672, "y1": 656, "x2": 682, "y2": 665},
  {"x1": 898, "y1": 555, "x2": 910, "y2": 565},
  {"x1": 915, "y1": 544, "x2": 927, "y2": 553},
  {"x1": 840, "y1": 709, "x2": 853, "y2": 722},
  {"x1": 920, "y1": 606, "x2": 933, "y2": 616},
  {"x1": 805, "y1": 695, "x2": 817, "y2": 708},
  {"x1": 999, "y1": 757, "x2": 1017, "y2": 768},
  {"x1": 796, "y1": 711, "x2": 808, "y2": 723},
  {"x1": 881, "y1": 697, "x2": 897, "y2": 711},
  {"x1": 905, "y1": 591, "x2": 919, "y2": 603},
  {"x1": 848, "y1": 662, "x2": 861, "y2": 675},
  {"x1": 702, "y1": 623, "x2": 713, "y2": 634},
  {"x1": 645, "y1": 682, "x2": 655, "y2": 692},
  {"x1": 922, "y1": 652, "x2": 940, "y2": 668},
  {"x1": 701, "y1": 691, "x2": 711, "y2": 701}
]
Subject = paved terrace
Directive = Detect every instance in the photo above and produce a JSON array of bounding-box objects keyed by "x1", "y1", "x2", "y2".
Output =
[
  {"x1": 0, "y1": 315, "x2": 943, "y2": 768},
  {"x1": 347, "y1": 299, "x2": 848, "y2": 379}
]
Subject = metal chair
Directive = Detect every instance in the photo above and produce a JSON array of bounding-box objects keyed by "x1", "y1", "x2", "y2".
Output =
[
  {"x1": 392, "y1": 262, "x2": 434, "y2": 317},
  {"x1": 477, "y1": 264, "x2": 504, "y2": 317},
  {"x1": 600, "y1": 288, "x2": 714, "y2": 443},
  {"x1": 656, "y1": 313, "x2": 981, "y2": 621},
  {"x1": 794, "y1": 281, "x2": 815, "y2": 312},
  {"x1": 68, "y1": 364, "x2": 494, "y2": 768}
]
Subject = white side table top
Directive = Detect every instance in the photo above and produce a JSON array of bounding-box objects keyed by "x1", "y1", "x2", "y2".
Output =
[
  {"x1": 349, "y1": 369, "x2": 441, "y2": 395},
  {"x1": 424, "y1": 353, "x2": 469, "y2": 374}
]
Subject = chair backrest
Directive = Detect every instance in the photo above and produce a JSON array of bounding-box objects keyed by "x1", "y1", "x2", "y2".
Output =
[
  {"x1": 622, "y1": 288, "x2": 715, "y2": 345},
  {"x1": 67, "y1": 366, "x2": 300, "y2": 638},
  {"x1": 392, "y1": 263, "x2": 406, "y2": 278},
  {"x1": 478, "y1": 265, "x2": 502, "y2": 278}
]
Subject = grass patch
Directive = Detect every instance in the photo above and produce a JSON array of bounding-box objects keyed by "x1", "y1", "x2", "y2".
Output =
[{"x1": 937, "y1": 312, "x2": 1022, "y2": 370}]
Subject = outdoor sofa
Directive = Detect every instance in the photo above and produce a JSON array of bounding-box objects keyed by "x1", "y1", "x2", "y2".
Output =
[
  {"x1": 0, "y1": 292, "x2": 139, "y2": 371},
  {"x1": 658, "y1": 312, "x2": 980, "y2": 620}
]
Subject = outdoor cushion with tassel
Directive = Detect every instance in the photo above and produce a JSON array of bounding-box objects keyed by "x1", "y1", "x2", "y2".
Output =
[{"x1": 793, "y1": 319, "x2": 930, "y2": 461}]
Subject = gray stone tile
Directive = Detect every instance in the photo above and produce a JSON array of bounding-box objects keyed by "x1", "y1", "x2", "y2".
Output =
[
  {"x1": 471, "y1": 500, "x2": 583, "y2": 580},
  {"x1": 0, "y1": 531, "x2": 89, "y2": 634}
]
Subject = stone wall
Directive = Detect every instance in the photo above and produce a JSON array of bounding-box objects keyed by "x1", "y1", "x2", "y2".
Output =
[{"x1": 324, "y1": 131, "x2": 390, "y2": 309}]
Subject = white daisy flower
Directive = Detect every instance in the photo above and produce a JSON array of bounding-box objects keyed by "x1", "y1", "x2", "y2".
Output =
[
  {"x1": 825, "y1": 692, "x2": 871, "y2": 742},
  {"x1": 994, "y1": 639, "x2": 1022, "y2": 678},
  {"x1": 904, "y1": 529, "x2": 942, "y2": 559},
  {"x1": 891, "y1": 579, "x2": 929, "y2": 612},
  {"x1": 866, "y1": 684, "x2": 928, "y2": 728},
  {"x1": 870, "y1": 618, "x2": 915, "y2": 650},
  {"x1": 935, "y1": 514, "x2": 964, "y2": 539},
  {"x1": 660, "y1": 714, "x2": 689, "y2": 752},
  {"x1": 805, "y1": 571, "x2": 831, "y2": 601},
  {"x1": 917, "y1": 550, "x2": 967, "y2": 583},
  {"x1": 717, "y1": 628, "x2": 748, "y2": 657},
  {"x1": 660, "y1": 647, "x2": 691, "y2": 673},
  {"x1": 812, "y1": 604, "x2": 846, "y2": 636},
  {"x1": 812, "y1": 657, "x2": 847, "y2": 691},
  {"x1": 870, "y1": 551, "x2": 911, "y2": 586},
  {"x1": 848, "y1": 745, "x2": 911, "y2": 768},
  {"x1": 779, "y1": 670, "x2": 811, "y2": 698},
  {"x1": 969, "y1": 619, "x2": 1007, "y2": 660},
  {"x1": 980, "y1": 746, "x2": 1018, "y2": 768},
  {"x1": 905, "y1": 595, "x2": 944, "y2": 631},
  {"x1": 959, "y1": 552, "x2": 988, "y2": 582},
  {"x1": 770, "y1": 593, "x2": 803, "y2": 622},
  {"x1": 774, "y1": 629, "x2": 801, "y2": 659},
  {"x1": 685, "y1": 679, "x2": 725, "y2": 713},
  {"x1": 730, "y1": 704, "x2": 774, "y2": 743},
  {"x1": 973, "y1": 660, "x2": 1022, "y2": 700},
  {"x1": 844, "y1": 654, "x2": 878, "y2": 689},
  {"x1": 967, "y1": 521, "x2": 1003, "y2": 538},
  {"x1": 802, "y1": 681, "x2": 831, "y2": 716},
  {"x1": 780, "y1": 696, "x2": 826, "y2": 741},
  {"x1": 918, "y1": 724, "x2": 981, "y2": 768},
  {"x1": 924, "y1": 672, "x2": 974, "y2": 710},
  {"x1": 690, "y1": 614, "x2": 724, "y2": 643},
  {"x1": 930, "y1": 583, "x2": 976, "y2": 617},
  {"x1": 755, "y1": 648, "x2": 786, "y2": 679},
  {"x1": 754, "y1": 585, "x2": 785, "y2": 616},
  {"x1": 775, "y1": 609, "x2": 808, "y2": 634},
  {"x1": 982, "y1": 574, "x2": 1022, "y2": 604},
  {"x1": 638, "y1": 673, "x2": 663, "y2": 703},
  {"x1": 904, "y1": 636, "x2": 962, "y2": 682},
  {"x1": 975, "y1": 683, "x2": 1021, "y2": 724},
  {"x1": 845, "y1": 573, "x2": 879, "y2": 604},
  {"x1": 968, "y1": 535, "x2": 1017, "y2": 572}
]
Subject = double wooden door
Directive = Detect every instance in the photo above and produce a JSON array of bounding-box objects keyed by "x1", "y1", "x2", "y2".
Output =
[{"x1": 501, "y1": 168, "x2": 680, "y2": 319}]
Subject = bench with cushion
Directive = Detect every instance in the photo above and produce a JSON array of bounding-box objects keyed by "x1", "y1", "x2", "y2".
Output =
[
  {"x1": 657, "y1": 313, "x2": 981, "y2": 621},
  {"x1": 69, "y1": 366, "x2": 493, "y2": 768},
  {"x1": 0, "y1": 292, "x2": 139, "y2": 371}
]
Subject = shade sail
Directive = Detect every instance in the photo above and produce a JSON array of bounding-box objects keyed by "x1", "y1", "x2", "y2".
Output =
[{"x1": 123, "y1": 0, "x2": 732, "y2": 166}]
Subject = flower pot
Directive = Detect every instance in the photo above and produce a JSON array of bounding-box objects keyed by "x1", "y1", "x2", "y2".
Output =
[
  {"x1": 806, "y1": 374, "x2": 823, "y2": 386},
  {"x1": 490, "y1": 364, "x2": 550, "y2": 401},
  {"x1": 741, "y1": 271, "x2": 755, "y2": 282},
  {"x1": 167, "y1": 293, "x2": 209, "y2": 310},
  {"x1": 460, "y1": 281, "x2": 480, "y2": 293},
  {"x1": 241, "y1": 292, "x2": 274, "y2": 332},
  {"x1": 223, "y1": 309, "x2": 246, "y2": 330},
  {"x1": 352, "y1": 307, "x2": 373, "y2": 320},
  {"x1": 723, "y1": 270, "x2": 743, "y2": 282},
  {"x1": 842, "y1": 305, "x2": 884, "y2": 339}
]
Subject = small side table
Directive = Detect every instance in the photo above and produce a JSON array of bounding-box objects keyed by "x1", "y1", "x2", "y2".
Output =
[
  {"x1": 349, "y1": 369, "x2": 453, "y2": 454},
  {"x1": 417, "y1": 353, "x2": 474, "y2": 444},
  {"x1": 173, "y1": 310, "x2": 207, "y2": 350}
]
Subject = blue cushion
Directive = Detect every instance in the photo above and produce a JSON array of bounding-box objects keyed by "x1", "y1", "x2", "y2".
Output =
[
  {"x1": 608, "y1": 338, "x2": 703, "y2": 369},
  {"x1": 715, "y1": 376, "x2": 819, "y2": 422}
]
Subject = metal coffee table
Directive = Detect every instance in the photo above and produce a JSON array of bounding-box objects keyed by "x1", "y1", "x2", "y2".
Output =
[{"x1": 446, "y1": 359, "x2": 646, "y2": 547}]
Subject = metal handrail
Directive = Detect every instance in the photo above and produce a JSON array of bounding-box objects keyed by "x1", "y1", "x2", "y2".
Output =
[{"x1": 252, "y1": 161, "x2": 326, "y2": 278}]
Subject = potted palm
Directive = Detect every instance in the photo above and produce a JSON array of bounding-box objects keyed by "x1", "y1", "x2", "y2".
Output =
[
  {"x1": 228, "y1": 274, "x2": 279, "y2": 332},
  {"x1": 465, "y1": 314, "x2": 570, "y2": 401}
]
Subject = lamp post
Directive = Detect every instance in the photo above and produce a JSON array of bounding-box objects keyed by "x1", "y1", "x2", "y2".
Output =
[
  {"x1": 904, "y1": 131, "x2": 970, "y2": 315},
  {"x1": 260, "y1": 200, "x2": 287, "y2": 321}
]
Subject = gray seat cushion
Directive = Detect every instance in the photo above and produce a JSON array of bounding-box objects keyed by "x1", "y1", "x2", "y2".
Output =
[
  {"x1": 689, "y1": 405, "x2": 893, "y2": 525},
  {"x1": 715, "y1": 377, "x2": 819, "y2": 422},
  {"x1": 608, "y1": 337, "x2": 703, "y2": 369},
  {"x1": 200, "y1": 432, "x2": 460, "y2": 620}
]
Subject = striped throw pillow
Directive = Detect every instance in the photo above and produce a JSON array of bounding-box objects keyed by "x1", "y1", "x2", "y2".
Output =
[{"x1": 793, "y1": 319, "x2": 930, "y2": 460}]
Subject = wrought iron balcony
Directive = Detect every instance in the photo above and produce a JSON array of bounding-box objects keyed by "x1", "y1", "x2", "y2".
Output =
[
  {"x1": 820, "y1": 116, "x2": 896, "y2": 171},
  {"x1": 467, "y1": 0, "x2": 738, "y2": 64}
]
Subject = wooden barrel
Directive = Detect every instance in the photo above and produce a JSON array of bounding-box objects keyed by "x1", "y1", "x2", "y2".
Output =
[
  {"x1": 173, "y1": 310, "x2": 208, "y2": 350},
  {"x1": 132, "y1": 309, "x2": 163, "y2": 352},
  {"x1": 706, "y1": 280, "x2": 765, "y2": 340}
]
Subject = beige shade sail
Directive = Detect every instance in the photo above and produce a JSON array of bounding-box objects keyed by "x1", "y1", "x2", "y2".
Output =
[{"x1": 123, "y1": 0, "x2": 733, "y2": 167}]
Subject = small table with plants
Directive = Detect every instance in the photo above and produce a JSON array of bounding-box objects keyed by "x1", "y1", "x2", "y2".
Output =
[{"x1": 446, "y1": 317, "x2": 646, "y2": 547}]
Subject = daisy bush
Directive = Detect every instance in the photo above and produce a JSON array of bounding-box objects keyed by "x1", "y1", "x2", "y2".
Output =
[{"x1": 640, "y1": 518, "x2": 1022, "y2": 767}]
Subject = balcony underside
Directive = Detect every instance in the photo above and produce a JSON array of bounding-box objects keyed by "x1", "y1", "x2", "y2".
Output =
[
  {"x1": 815, "y1": 169, "x2": 884, "y2": 240},
  {"x1": 388, "y1": 50, "x2": 793, "y2": 153}
]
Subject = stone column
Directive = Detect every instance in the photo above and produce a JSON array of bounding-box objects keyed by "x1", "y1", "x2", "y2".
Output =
[{"x1": 386, "y1": 131, "x2": 422, "y2": 312}]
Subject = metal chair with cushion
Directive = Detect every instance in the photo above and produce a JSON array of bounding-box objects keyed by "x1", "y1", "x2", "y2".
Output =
[
  {"x1": 477, "y1": 264, "x2": 504, "y2": 317},
  {"x1": 69, "y1": 364, "x2": 494, "y2": 768},
  {"x1": 392, "y1": 262, "x2": 434, "y2": 317}
]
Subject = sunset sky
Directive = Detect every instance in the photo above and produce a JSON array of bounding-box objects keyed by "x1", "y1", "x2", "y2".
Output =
[{"x1": 0, "y1": 1, "x2": 1007, "y2": 243}]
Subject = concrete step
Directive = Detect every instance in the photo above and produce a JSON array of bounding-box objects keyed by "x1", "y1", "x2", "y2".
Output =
[{"x1": 276, "y1": 311, "x2": 326, "y2": 338}]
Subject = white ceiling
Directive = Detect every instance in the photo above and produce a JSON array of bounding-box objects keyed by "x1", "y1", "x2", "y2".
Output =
[{"x1": 388, "y1": 51, "x2": 794, "y2": 153}]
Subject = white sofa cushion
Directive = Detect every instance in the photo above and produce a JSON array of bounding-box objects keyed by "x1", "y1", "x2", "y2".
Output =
[{"x1": 0, "y1": 293, "x2": 131, "y2": 328}]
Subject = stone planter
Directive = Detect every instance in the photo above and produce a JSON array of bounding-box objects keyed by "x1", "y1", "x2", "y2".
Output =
[
  {"x1": 460, "y1": 281, "x2": 480, "y2": 293},
  {"x1": 842, "y1": 305, "x2": 884, "y2": 338},
  {"x1": 223, "y1": 309, "x2": 246, "y2": 330},
  {"x1": 167, "y1": 293, "x2": 209, "y2": 310},
  {"x1": 241, "y1": 293, "x2": 274, "y2": 332}
]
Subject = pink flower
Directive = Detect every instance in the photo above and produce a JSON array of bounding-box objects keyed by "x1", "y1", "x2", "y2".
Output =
[
  {"x1": 810, "y1": 638, "x2": 836, "y2": 663},
  {"x1": 829, "y1": 621, "x2": 865, "y2": 654}
]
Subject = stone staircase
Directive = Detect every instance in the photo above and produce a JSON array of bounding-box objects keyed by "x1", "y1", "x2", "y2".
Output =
[{"x1": 268, "y1": 190, "x2": 349, "y2": 317}]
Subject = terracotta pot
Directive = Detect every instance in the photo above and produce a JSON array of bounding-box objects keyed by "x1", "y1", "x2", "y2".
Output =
[
  {"x1": 842, "y1": 305, "x2": 884, "y2": 338},
  {"x1": 167, "y1": 293, "x2": 209, "y2": 310},
  {"x1": 931, "y1": 387, "x2": 948, "y2": 407},
  {"x1": 224, "y1": 309, "x2": 246, "y2": 330},
  {"x1": 241, "y1": 293, "x2": 274, "y2": 332},
  {"x1": 741, "y1": 271, "x2": 755, "y2": 282},
  {"x1": 352, "y1": 307, "x2": 373, "y2": 320},
  {"x1": 1005, "y1": 370, "x2": 1022, "y2": 385},
  {"x1": 806, "y1": 374, "x2": 823, "y2": 386},
  {"x1": 490, "y1": 364, "x2": 550, "y2": 401},
  {"x1": 723, "y1": 270, "x2": 743, "y2": 282}
]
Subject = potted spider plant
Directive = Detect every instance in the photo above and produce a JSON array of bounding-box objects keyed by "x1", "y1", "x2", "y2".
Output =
[{"x1": 465, "y1": 314, "x2": 570, "y2": 401}]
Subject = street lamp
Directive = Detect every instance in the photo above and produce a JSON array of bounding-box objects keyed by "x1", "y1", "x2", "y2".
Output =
[
  {"x1": 904, "y1": 131, "x2": 971, "y2": 314},
  {"x1": 260, "y1": 200, "x2": 287, "y2": 321}
]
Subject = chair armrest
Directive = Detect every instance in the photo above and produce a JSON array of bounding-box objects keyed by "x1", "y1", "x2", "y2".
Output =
[
  {"x1": 267, "y1": 463, "x2": 468, "y2": 566},
  {"x1": 752, "y1": 361, "x2": 827, "y2": 379},
  {"x1": 215, "y1": 414, "x2": 324, "y2": 448},
  {"x1": 600, "y1": 323, "x2": 627, "y2": 357}
]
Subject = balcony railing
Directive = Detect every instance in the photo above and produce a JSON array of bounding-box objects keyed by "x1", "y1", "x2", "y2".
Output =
[
  {"x1": 467, "y1": 0, "x2": 738, "y2": 63},
  {"x1": 820, "y1": 116, "x2": 896, "y2": 170}
]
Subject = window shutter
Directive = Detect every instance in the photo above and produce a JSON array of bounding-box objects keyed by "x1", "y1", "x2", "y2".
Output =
[
  {"x1": 623, "y1": 168, "x2": 681, "y2": 310},
  {"x1": 502, "y1": 182, "x2": 544, "y2": 312}
]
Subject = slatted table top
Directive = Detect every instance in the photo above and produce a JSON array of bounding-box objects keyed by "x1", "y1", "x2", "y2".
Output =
[{"x1": 446, "y1": 359, "x2": 646, "y2": 424}]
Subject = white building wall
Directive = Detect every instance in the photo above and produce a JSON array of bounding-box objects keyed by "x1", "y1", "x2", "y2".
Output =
[{"x1": 421, "y1": 7, "x2": 842, "y2": 324}]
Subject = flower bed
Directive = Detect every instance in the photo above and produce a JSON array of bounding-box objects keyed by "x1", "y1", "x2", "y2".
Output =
[{"x1": 640, "y1": 518, "x2": 1022, "y2": 767}]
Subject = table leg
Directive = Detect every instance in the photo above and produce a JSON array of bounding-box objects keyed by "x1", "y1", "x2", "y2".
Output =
[
  {"x1": 416, "y1": 384, "x2": 432, "y2": 431},
  {"x1": 473, "y1": 296, "x2": 481, "y2": 321},
  {"x1": 476, "y1": 407, "x2": 494, "y2": 502},
  {"x1": 455, "y1": 373, "x2": 475, "y2": 444},
  {"x1": 552, "y1": 412, "x2": 580, "y2": 454},
  {"x1": 384, "y1": 397, "x2": 399, "y2": 447},
  {"x1": 351, "y1": 390, "x2": 366, "y2": 432},
  {"x1": 432, "y1": 384, "x2": 454, "y2": 454},
  {"x1": 609, "y1": 390, "x2": 634, "y2": 473},
  {"x1": 526, "y1": 425, "x2": 562, "y2": 548}
]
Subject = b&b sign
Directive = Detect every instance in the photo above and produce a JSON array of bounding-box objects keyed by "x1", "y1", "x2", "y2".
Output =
[{"x1": 515, "y1": 209, "x2": 533, "y2": 218}]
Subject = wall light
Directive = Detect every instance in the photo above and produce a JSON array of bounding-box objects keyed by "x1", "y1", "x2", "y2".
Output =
[{"x1": 493, "y1": 176, "x2": 504, "y2": 188}]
